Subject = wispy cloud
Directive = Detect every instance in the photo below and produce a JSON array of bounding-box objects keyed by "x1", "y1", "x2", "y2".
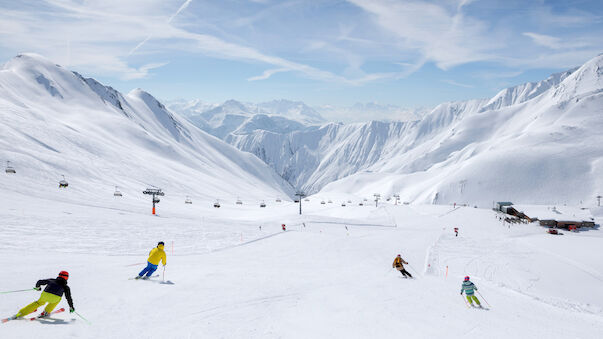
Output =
[
  {"x1": 0, "y1": 0, "x2": 601, "y2": 92},
  {"x1": 247, "y1": 68, "x2": 289, "y2": 81},
  {"x1": 441, "y1": 79, "x2": 473, "y2": 88}
]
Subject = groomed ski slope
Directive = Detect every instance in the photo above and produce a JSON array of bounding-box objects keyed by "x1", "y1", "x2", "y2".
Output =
[{"x1": 1, "y1": 190, "x2": 602, "y2": 338}]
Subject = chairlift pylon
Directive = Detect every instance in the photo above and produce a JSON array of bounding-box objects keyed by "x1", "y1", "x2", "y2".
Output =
[
  {"x1": 5, "y1": 161, "x2": 15, "y2": 174},
  {"x1": 58, "y1": 175, "x2": 68, "y2": 188}
]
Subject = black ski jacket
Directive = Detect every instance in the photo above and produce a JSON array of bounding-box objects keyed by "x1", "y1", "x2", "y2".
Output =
[{"x1": 36, "y1": 277, "x2": 74, "y2": 308}]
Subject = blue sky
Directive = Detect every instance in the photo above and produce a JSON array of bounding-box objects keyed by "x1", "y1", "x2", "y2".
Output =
[{"x1": 1, "y1": 0, "x2": 602, "y2": 114}]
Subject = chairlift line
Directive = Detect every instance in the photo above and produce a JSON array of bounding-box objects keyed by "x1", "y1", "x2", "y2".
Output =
[{"x1": 59, "y1": 175, "x2": 69, "y2": 188}]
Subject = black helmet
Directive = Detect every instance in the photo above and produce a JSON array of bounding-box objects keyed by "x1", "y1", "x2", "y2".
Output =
[{"x1": 158, "y1": 241, "x2": 165, "y2": 246}]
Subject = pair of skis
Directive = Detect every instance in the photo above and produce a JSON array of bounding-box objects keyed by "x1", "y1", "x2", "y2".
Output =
[{"x1": 1, "y1": 308, "x2": 65, "y2": 323}]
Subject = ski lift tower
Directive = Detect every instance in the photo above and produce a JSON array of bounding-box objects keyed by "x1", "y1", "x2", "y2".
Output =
[
  {"x1": 393, "y1": 194, "x2": 400, "y2": 205},
  {"x1": 295, "y1": 191, "x2": 306, "y2": 215},
  {"x1": 143, "y1": 187, "x2": 164, "y2": 215},
  {"x1": 597, "y1": 195, "x2": 602, "y2": 207},
  {"x1": 373, "y1": 193, "x2": 381, "y2": 207}
]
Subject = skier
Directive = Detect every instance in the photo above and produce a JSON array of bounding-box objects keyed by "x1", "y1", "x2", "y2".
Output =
[
  {"x1": 454, "y1": 227, "x2": 459, "y2": 237},
  {"x1": 136, "y1": 241, "x2": 167, "y2": 280},
  {"x1": 392, "y1": 254, "x2": 412, "y2": 278},
  {"x1": 460, "y1": 276, "x2": 481, "y2": 307},
  {"x1": 11, "y1": 271, "x2": 75, "y2": 319},
  {"x1": 282, "y1": 224, "x2": 286, "y2": 231}
]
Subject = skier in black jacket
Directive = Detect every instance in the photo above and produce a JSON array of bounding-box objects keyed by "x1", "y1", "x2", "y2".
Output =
[{"x1": 12, "y1": 271, "x2": 75, "y2": 319}]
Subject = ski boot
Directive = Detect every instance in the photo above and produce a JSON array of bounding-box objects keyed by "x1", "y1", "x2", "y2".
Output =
[
  {"x1": 134, "y1": 276, "x2": 142, "y2": 280},
  {"x1": 38, "y1": 311, "x2": 49, "y2": 318},
  {"x1": 142, "y1": 276, "x2": 150, "y2": 280}
]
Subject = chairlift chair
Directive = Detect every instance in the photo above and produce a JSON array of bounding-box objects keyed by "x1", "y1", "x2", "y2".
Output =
[
  {"x1": 58, "y1": 175, "x2": 69, "y2": 188},
  {"x1": 359, "y1": 202, "x2": 364, "y2": 206},
  {"x1": 114, "y1": 186, "x2": 122, "y2": 197},
  {"x1": 328, "y1": 200, "x2": 332, "y2": 203},
  {"x1": 276, "y1": 197, "x2": 282, "y2": 202},
  {"x1": 185, "y1": 196, "x2": 192, "y2": 204},
  {"x1": 347, "y1": 200, "x2": 352, "y2": 203},
  {"x1": 341, "y1": 202, "x2": 346, "y2": 207},
  {"x1": 236, "y1": 199, "x2": 243, "y2": 205},
  {"x1": 260, "y1": 201, "x2": 266, "y2": 208},
  {"x1": 213, "y1": 200, "x2": 221, "y2": 208},
  {"x1": 321, "y1": 200, "x2": 326, "y2": 204},
  {"x1": 5, "y1": 161, "x2": 15, "y2": 174},
  {"x1": 304, "y1": 198, "x2": 310, "y2": 202}
]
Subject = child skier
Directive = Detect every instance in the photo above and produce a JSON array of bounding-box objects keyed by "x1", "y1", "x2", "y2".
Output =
[
  {"x1": 392, "y1": 254, "x2": 412, "y2": 278},
  {"x1": 136, "y1": 241, "x2": 167, "y2": 279},
  {"x1": 454, "y1": 227, "x2": 459, "y2": 237},
  {"x1": 460, "y1": 276, "x2": 481, "y2": 307},
  {"x1": 11, "y1": 271, "x2": 75, "y2": 319}
]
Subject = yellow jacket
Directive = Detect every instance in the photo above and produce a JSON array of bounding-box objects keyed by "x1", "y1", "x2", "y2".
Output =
[
  {"x1": 393, "y1": 256, "x2": 407, "y2": 268},
  {"x1": 147, "y1": 245, "x2": 167, "y2": 265}
]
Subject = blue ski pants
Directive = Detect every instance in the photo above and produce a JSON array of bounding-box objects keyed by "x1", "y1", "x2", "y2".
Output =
[{"x1": 138, "y1": 262, "x2": 158, "y2": 277}]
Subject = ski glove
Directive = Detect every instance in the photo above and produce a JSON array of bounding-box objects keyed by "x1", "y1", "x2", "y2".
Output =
[
  {"x1": 34, "y1": 287, "x2": 41, "y2": 291},
  {"x1": 70, "y1": 307, "x2": 75, "y2": 313}
]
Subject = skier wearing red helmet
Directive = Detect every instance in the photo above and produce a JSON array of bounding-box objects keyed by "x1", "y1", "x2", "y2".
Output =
[
  {"x1": 460, "y1": 276, "x2": 481, "y2": 307},
  {"x1": 11, "y1": 271, "x2": 75, "y2": 319}
]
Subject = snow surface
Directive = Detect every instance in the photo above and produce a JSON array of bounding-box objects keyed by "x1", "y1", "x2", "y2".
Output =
[
  {"x1": 0, "y1": 53, "x2": 293, "y2": 204},
  {"x1": 1, "y1": 52, "x2": 603, "y2": 339},
  {"x1": 170, "y1": 55, "x2": 603, "y2": 208},
  {"x1": 1, "y1": 186, "x2": 602, "y2": 338}
]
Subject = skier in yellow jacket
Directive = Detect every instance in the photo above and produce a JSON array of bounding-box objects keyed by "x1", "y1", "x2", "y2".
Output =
[
  {"x1": 135, "y1": 242, "x2": 167, "y2": 280},
  {"x1": 393, "y1": 254, "x2": 413, "y2": 278}
]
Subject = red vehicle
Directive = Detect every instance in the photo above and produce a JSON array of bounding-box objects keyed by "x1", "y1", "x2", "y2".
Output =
[{"x1": 547, "y1": 228, "x2": 559, "y2": 235}]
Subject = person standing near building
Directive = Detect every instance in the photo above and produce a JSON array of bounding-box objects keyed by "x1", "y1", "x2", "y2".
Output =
[
  {"x1": 136, "y1": 241, "x2": 167, "y2": 280},
  {"x1": 392, "y1": 254, "x2": 413, "y2": 278}
]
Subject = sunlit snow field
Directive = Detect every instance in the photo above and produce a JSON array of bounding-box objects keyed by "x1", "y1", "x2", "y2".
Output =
[{"x1": 1, "y1": 178, "x2": 602, "y2": 338}]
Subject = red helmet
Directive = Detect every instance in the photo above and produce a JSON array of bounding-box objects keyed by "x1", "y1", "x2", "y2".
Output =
[
  {"x1": 397, "y1": 254, "x2": 401, "y2": 257},
  {"x1": 58, "y1": 271, "x2": 69, "y2": 280},
  {"x1": 464, "y1": 276, "x2": 470, "y2": 281}
]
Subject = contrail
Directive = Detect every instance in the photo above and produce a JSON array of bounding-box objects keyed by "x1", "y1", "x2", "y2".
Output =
[
  {"x1": 168, "y1": 0, "x2": 193, "y2": 23},
  {"x1": 128, "y1": 0, "x2": 193, "y2": 56}
]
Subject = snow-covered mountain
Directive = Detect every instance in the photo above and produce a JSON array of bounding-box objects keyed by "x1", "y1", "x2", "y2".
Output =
[
  {"x1": 167, "y1": 98, "x2": 325, "y2": 139},
  {"x1": 170, "y1": 55, "x2": 603, "y2": 206},
  {"x1": 0, "y1": 53, "x2": 293, "y2": 205},
  {"x1": 316, "y1": 102, "x2": 426, "y2": 122},
  {"x1": 322, "y1": 54, "x2": 603, "y2": 206}
]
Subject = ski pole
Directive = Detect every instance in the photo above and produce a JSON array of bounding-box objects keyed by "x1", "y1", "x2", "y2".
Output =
[
  {"x1": 124, "y1": 262, "x2": 145, "y2": 267},
  {"x1": 407, "y1": 264, "x2": 423, "y2": 277},
  {"x1": 163, "y1": 265, "x2": 166, "y2": 282},
  {"x1": 476, "y1": 291, "x2": 491, "y2": 307},
  {"x1": 74, "y1": 311, "x2": 91, "y2": 325},
  {"x1": 461, "y1": 294, "x2": 470, "y2": 308},
  {"x1": 0, "y1": 288, "x2": 36, "y2": 294}
]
